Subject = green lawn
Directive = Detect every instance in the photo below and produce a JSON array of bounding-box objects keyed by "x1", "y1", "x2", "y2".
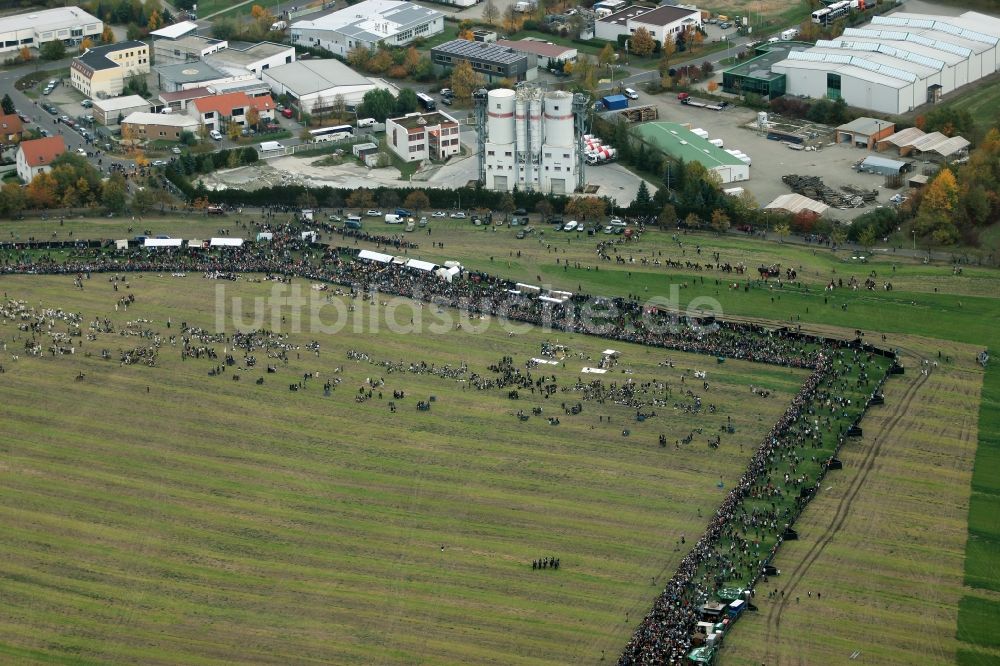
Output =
[
  {"x1": 0, "y1": 273, "x2": 804, "y2": 664},
  {"x1": 936, "y1": 73, "x2": 1000, "y2": 135}
]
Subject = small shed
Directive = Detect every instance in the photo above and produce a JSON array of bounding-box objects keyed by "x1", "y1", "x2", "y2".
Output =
[
  {"x1": 835, "y1": 117, "x2": 895, "y2": 149},
  {"x1": 858, "y1": 155, "x2": 908, "y2": 176}
]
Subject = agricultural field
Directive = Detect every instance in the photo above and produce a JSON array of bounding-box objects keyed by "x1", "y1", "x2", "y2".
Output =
[
  {"x1": 2, "y1": 212, "x2": 998, "y2": 663},
  {"x1": 0, "y1": 274, "x2": 805, "y2": 664}
]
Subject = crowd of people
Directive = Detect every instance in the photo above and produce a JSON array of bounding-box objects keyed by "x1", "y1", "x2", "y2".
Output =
[{"x1": 0, "y1": 225, "x2": 896, "y2": 664}]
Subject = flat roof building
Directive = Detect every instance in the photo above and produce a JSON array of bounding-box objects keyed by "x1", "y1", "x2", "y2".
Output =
[
  {"x1": 153, "y1": 34, "x2": 228, "y2": 65},
  {"x1": 155, "y1": 61, "x2": 250, "y2": 92},
  {"x1": 92, "y1": 95, "x2": 153, "y2": 125},
  {"x1": 595, "y1": 4, "x2": 701, "y2": 44},
  {"x1": 291, "y1": 0, "x2": 444, "y2": 57},
  {"x1": 204, "y1": 42, "x2": 296, "y2": 79},
  {"x1": 0, "y1": 6, "x2": 102, "y2": 54},
  {"x1": 262, "y1": 59, "x2": 393, "y2": 113},
  {"x1": 495, "y1": 39, "x2": 577, "y2": 68},
  {"x1": 835, "y1": 117, "x2": 896, "y2": 149},
  {"x1": 634, "y1": 122, "x2": 749, "y2": 183},
  {"x1": 431, "y1": 39, "x2": 537, "y2": 82},
  {"x1": 386, "y1": 110, "x2": 461, "y2": 162},
  {"x1": 121, "y1": 111, "x2": 200, "y2": 141}
]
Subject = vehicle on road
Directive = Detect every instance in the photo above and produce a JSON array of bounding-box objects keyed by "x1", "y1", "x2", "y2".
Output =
[
  {"x1": 449, "y1": 211, "x2": 466, "y2": 218},
  {"x1": 417, "y1": 92, "x2": 436, "y2": 111},
  {"x1": 719, "y1": 21, "x2": 732, "y2": 29},
  {"x1": 172, "y1": 146, "x2": 182, "y2": 154},
  {"x1": 623, "y1": 88, "x2": 639, "y2": 100},
  {"x1": 81, "y1": 100, "x2": 92, "y2": 108},
  {"x1": 76, "y1": 148, "x2": 86, "y2": 156},
  {"x1": 366, "y1": 209, "x2": 382, "y2": 217},
  {"x1": 152, "y1": 160, "x2": 167, "y2": 166},
  {"x1": 281, "y1": 108, "x2": 293, "y2": 118},
  {"x1": 563, "y1": 220, "x2": 578, "y2": 232},
  {"x1": 210, "y1": 129, "x2": 222, "y2": 140},
  {"x1": 432, "y1": 211, "x2": 446, "y2": 218}
]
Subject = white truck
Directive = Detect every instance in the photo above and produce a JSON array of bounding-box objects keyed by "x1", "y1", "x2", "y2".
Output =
[
  {"x1": 780, "y1": 28, "x2": 799, "y2": 41},
  {"x1": 270, "y1": 20, "x2": 288, "y2": 31}
]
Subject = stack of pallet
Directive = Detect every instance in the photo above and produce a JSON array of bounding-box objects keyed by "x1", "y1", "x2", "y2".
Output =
[{"x1": 781, "y1": 175, "x2": 868, "y2": 209}]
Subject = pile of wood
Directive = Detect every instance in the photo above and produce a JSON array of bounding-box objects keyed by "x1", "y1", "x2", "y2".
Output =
[
  {"x1": 840, "y1": 184, "x2": 878, "y2": 202},
  {"x1": 618, "y1": 105, "x2": 658, "y2": 123},
  {"x1": 781, "y1": 174, "x2": 867, "y2": 209}
]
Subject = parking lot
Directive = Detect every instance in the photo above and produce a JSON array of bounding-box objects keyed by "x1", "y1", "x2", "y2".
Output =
[{"x1": 618, "y1": 93, "x2": 926, "y2": 220}]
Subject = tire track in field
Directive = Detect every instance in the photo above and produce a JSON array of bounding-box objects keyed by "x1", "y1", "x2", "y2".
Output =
[{"x1": 763, "y1": 359, "x2": 929, "y2": 666}]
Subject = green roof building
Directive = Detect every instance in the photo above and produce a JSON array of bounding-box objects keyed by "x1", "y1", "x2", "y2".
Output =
[
  {"x1": 721, "y1": 42, "x2": 810, "y2": 99},
  {"x1": 633, "y1": 122, "x2": 750, "y2": 183}
]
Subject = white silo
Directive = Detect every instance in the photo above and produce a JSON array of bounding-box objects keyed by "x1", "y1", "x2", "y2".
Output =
[
  {"x1": 529, "y1": 93, "x2": 543, "y2": 161},
  {"x1": 543, "y1": 91, "x2": 574, "y2": 147},
  {"x1": 487, "y1": 88, "x2": 515, "y2": 145},
  {"x1": 515, "y1": 93, "x2": 528, "y2": 157}
]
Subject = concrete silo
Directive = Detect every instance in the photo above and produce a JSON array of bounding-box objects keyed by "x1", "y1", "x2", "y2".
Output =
[{"x1": 484, "y1": 88, "x2": 516, "y2": 191}]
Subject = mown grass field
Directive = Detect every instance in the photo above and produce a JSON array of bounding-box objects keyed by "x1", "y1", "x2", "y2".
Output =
[
  {"x1": 0, "y1": 274, "x2": 804, "y2": 664},
  {"x1": 3, "y1": 213, "x2": 999, "y2": 663}
]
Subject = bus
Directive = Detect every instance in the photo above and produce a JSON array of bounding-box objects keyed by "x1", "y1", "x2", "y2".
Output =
[
  {"x1": 309, "y1": 124, "x2": 354, "y2": 143},
  {"x1": 812, "y1": 0, "x2": 850, "y2": 24},
  {"x1": 417, "y1": 92, "x2": 436, "y2": 111}
]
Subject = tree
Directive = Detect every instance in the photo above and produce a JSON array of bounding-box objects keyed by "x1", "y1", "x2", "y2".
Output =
[
  {"x1": 922, "y1": 107, "x2": 975, "y2": 138},
  {"x1": 710, "y1": 208, "x2": 731, "y2": 233},
  {"x1": 227, "y1": 122, "x2": 241, "y2": 141},
  {"x1": 535, "y1": 198, "x2": 553, "y2": 220},
  {"x1": 774, "y1": 222, "x2": 790, "y2": 242},
  {"x1": 482, "y1": 0, "x2": 500, "y2": 25},
  {"x1": 250, "y1": 4, "x2": 273, "y2": 22},
  {"x1": 658, "y1": 203, "x2": 677, "y2": 228},
  {"x1": 830, "y1": 226, "x2": 847, "y2": 247},
  {"x1": 18, "y1": 45, "x2": 32, "y2": 62},
  {"x1": 630, "y1": 28, "x2": 655, "y2": 57},
  {"x1": 502, "y1": 5, "x2": 523, "y2": 32},
  {"x1": 347, "y1": 47, "x2": 371, "y2": 71},
  {"x1": 0, "y1": 181, "x2": 26, "y2": 218},
  {"x1": 566, "y1": 196, "x2": 606, "y2": 221},
  {"x1": 598, "y1": 43, "x2": 616, "y2": 72},
  {"x1": 40, "y1": 40, "x2": 66, "y2": 61},
  {"x1": 147, "y1": 10, "x2": 162, "y2": 31},
  {"x1": 395, "y1": 88, "x2": 418, "y2": 115},
  {"x1": 246, "y1": 106, "x2": 260, "y2": 130},
  {"x1": 451, "y1": 59, "x2": 484, "y2": 102},
  {"x1": 658, "y1": 37, "x2": 676, "y2": 74},
  {"x1": 347, "y1": 188, "x2": 375, "y2": 209},
  {"x1": 26, "y1": 172, "x2": 58, "y2": 209},
  {"x1": 857, "y1": 225, "x2": 877, "y2": 252},
  {"x1": 331, "y1": 94, "x2": 347, "y2": 123},
  {"x1": 132, "y1": 188, "x2": 158, "y2": 214},
  {"x1": 707, "y1": 80, "x2": 719, "y2": 93},
  {"x1": 358, "y1": 88, "x2": 396, "y2": 122},
  {"x1": 1, "y1": 94, "x2": 13, "y2": 115},
  {"x1": 499, "y1": 193, "x2": 516, "y2": 220},
  {"x1": 368, "y1": 48, "x2": 393, "y2": 74},
  {"x1": 212, "y1": 17, "x2": 239, "y2": 41},
  {"x1": 921, "y1": 169, "x2": 959, "y2": 216},
  {"x1": 404, "y1": 190, "x2": 430, "y2": 214},
  {"x1": 379, "y1": 189, "x2": 400, "y2": 208},
  {"x1": 78, "y1": 37, "x2": 94, "y2": 54},
  {"x1": 634, "y1": 180, "x2": 653, "y2": 212},
  {"x1": 684, "y1": 212, "x2": 703, "y2": 229},
  {"x1": 101, "y1": 25, "x2": 115, "y2": 43}
]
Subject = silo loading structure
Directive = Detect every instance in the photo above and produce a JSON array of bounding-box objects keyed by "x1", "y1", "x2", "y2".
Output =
[{"x1": 477, "y1": 84, "x2": 586, "y2": 194}]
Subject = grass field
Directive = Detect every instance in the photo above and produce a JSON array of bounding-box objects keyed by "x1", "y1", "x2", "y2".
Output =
[
  {"x1": 0, "y1": 274, "x2": 804, "y2": 664},
  {"x1": 3, "y1": 214, "x2": 999, "y2": 663}
]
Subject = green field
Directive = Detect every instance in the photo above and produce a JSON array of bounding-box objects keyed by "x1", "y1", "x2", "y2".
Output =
[
  {"x1": 0, "y1": 273, "x2": 805, "y2": 664},
  {"x1": 2, "y1": 213, "x2": 999, "y2": 663}
]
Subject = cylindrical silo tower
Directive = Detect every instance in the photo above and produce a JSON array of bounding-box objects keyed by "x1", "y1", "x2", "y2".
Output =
[
  {"x1": 529, "y1": 92, "x2": 543, "y2": 162},
  {"x1": 515, "y1": 93, "x2": 528, "y2": 158},
  {"x1": 543, "y1": 91, "x2": 575, "y2": 147},
  {"x1": 487, "y1": 88, "x2": 515, "y2": 145}
]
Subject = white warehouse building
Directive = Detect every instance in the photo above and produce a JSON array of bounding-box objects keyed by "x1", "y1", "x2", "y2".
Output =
[
  {"x1": 478, "y1": 86, "x2": 585, "y2": 195},
  {"x1": 0, "y1": 6, "x2": 102, "y2": 55},
  {"x1": 771, "y1": 11, "x2": 1000, "y2": 114},
  {"x1": 291, "y1": 0, "x2": 443, "y2": 57},
  {"x1": 262, "y1": 59, "x2": 395, "y2": 114}
]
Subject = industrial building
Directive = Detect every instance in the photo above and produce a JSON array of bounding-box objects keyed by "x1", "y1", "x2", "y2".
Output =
[
  {"x1": 291, "y1": 0, "x2": 443, "y2": 57},
  {"x1": 153, "y1": 34, "x2": 228, "y2": 65},
  {"x1": 204, "y1": 42, "x2": 296, "y2": 79},
  {"x1": 432, "y1": 40, "x2": 537, "y2": 82},
  {"x1": 876, "y1": 126, "x2": 970, "y2": 159},
  {"x1": 92, "y1": 95, "x2": 153, "y2": 125},
  {"x1": 149, "y1": 21, "x2": 199, "y2": 42},
  {"x1": 634, "y1": 122, "x2": 749, "y2": 184},
  {"x1": 495, "y1": 39, "x2": 578, "y2": 68},
  {"x1": 835, "y1": 117, "x2": 896, "y2": 149},
  {"x1": 386, "y1": 111, "x2": 461, "y2": 162},
  {"x1": 475, "y1": 85, "x2": 588, "y2": 194},
  {"x1": 595, "y1": 4, "x2": 701, "y2": 44},
  {"x1": 770, "y1": 11, "x2": 1000, "y2": 114},
  {"x1": 261, "y1": 59, "x2": 393, "y2": 113},
  {"x1": 121, "y1": 111, "x2": 200, "y2": 141},
  {"x1": 70, "y1": 40, "x2": 150, "y2": 99},
  {"x1": 722, "y1": 42, "x2": 808, "y2": 98},
  {"x1": 0, "y1": 6, "x2": 102, "y2": 55},
  {"x1": 155, "y1": 61, "x2": 246, "y2": 92}
]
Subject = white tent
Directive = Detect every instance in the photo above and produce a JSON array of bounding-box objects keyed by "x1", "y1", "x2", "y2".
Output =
[
  {"x1": 531, "y1": 357, "x2": 560, "y2": 365},
  {"x1": 210, "y1": 238, "x2": 244, "y2": 247},
  {"x1": 405, "y1": 259, "x2": 437, "y2": 272},
  {"x1": 144, "y1": 238, "x2": 183, "y2": 247},
  {"x1": 301, "y1": 230, "x2": 317, "y2": 242},
  {"x1": 443, "y1": 260, "x2": 463, "y2": 269},
  {"x1": 582, "y1": 367, "x2": 607, "y2": 374},
  {"x1": 358, "y1": 249, "x2": 394, "y2": 263},
  {"x1": 256, "y1": 232, "x2": 274, "y2": 242},
  {"x1": 516, "y1": 282, "x2": 541, "y2": 293},
  {"x1": 115, "y1": 239, "x2": 128, "y2": 250},
  {"x1": 538, "y1": 295, "x2": 565, "y2": 304}
]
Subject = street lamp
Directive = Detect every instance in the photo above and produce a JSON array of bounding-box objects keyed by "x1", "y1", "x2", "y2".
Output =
[{"x1": 912, "y1": 230, "x2": 916, "y2": 251}]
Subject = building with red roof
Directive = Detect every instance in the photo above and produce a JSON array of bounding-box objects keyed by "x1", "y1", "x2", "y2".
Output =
[
  {"x1": 190, "y1": 91, "x2": 275, "y2": 131},
  {"x1": 0, "y1": 113, "x2": 24, "y2": 143},
  {"x1": 16, "y1": 136, "x2": 66, "y2": 182}
]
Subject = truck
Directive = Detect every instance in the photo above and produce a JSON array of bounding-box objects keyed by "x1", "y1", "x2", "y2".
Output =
[
  {"x1": 259, "y1": 140, "x2": 284, "y2": 153},
  {"x1": 385, "y1": 214, "x2": 403, "y2": 224},
  {"x1": 780, "y1": 27, "x2": 799, "y2": 40},
  {"x1": 677, "y1": 92, "x2": 729, "y2": 111},
  {"x1": 585, "y1": 146, "x2": 617, "y2": 165},
  {"x1": 600, "y1": 94, "x2": 629, "y2": 111},
  {"x1": 270, "y1": 20, "x2": 287, "y2": 31}
]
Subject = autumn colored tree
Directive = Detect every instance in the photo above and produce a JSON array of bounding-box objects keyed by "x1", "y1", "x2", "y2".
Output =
[
  {"x1": 368, "y1": 48, "x2": 393, "y2": 74},
  {"x1": 658, "y1": 203, "x2": 678, "y2": 228},
  {"x1": 535, "y1": 198, "x2": 553, "y2": 220},
  {"x1": 246, "y1": 106, "x2": 260, "y2": 129},
  {"x1": 458, "y1": 29, "x2": 475, "y2": 40},
  {"x1": 684, "y1": 212, "x2": 703, "y2": 229},
  {"x1": 658, "y1": 37, "x2": 676, "y2": 74},
  {"x1": 101, "y1": 25, "x2": 115, "y2": 43},
  {"x1": 0, "y1": 181, "x2": 27, "y2": 218},
  {"x1": 78, "y1": 37, "x2": 94, "y2": 54},
  {"x1": 566, "y1": 196, "x2": 606, "y2": 221},
  {"x1": 598, "y1": 43, "x2": 616, "y2": 72},
  {"x1": 707, "y1": 80, "x2": 719, "y2": 93},
  {"x1": 250, "y1": 4, "x2": 274, "y2": 22},
  {"x1": 915, "y1": 168, "x2": 960, "y2": 243},
  {"x1": 630, "y1": 28, "x2": 655, "y2": 57},
  {"x1": 18, "y1": 46, "x2": 32, "y2": 62},
  {"x1": 502, "y1": 5, "x2": 523, "y2": 32},
  {"x1": 227, "y1": 122, "x2": 242, "y2": 141},
  {"x1": 710, "y1": 208, "x2": 731, "y2": 233},
  {"x1": 451, "y1": 59, "x2": 484, "y2": 101},
  {"x1": 26, "y1": 172, "x2": 58, "y2": 209},
  {"x1": 404, "y1": 190, "x2": 430, "y2": 214},
  {"x1": 347, "y1": 188, "x2": 375, "y2": 209},
  {"x1": 347, "y1": 47, "x2": 371, "y2": 70},
  {"x1": 691, "y1": 29, "x2": 704, "y2": 52},
  {"x1": 147, "y1": 10, "x2": 162, "y2": 31},
  {"x1": 774, "y1": 222, "x2": 790, "y2": 242}
]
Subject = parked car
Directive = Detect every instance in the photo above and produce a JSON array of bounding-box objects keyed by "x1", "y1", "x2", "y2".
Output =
[
  {"x1": 81, "y1": 100, "x2": 93, "y2": 108},
  {"x1": 76, "y1": 148, "x2": 86, "y2": 156},
  {"x1": 440, "y1": 97, "x2": 453, "y2": 106},
  {"x1": 210, "y1": 129, "x2": 223, "y2": 140},
  {"x1": 439, "y1": 88, "x2": 453, "y2": 97},
  {"x1": 152, "y1": 159, "x2": 167, "y2": 166},
  {"x1": 563, "y1": 220, "x2": 578, "y2": 232},
  {"x1": 623, "y1": 88, "x2": 639, "y2": 100},
  {"x1": 609, "y1": 217, "x2": 626, "y2": 227},
  {"x1": 719, "y1": 21, "x2": 732, "y2": 29},
  {"x1": 418, "y1": 216, "x2": 428, "y2": 226},
  {"x1": 604, "y1": 225, "x2": 614, "y2": 234},
  {"x1": 431, "y1": 211, "x2": 446, "y2": 218},
  {"x1": 172, "y1": 146, "x2": 182, "y2": 154},
  {"x1": 449, "y1": 211, "x2": 466, "y2": 218},
  {"x1": 515, "y1": 230, "x2": 526, "y2": 239},
  {"x1": 365, "y1": 209, "x2": 382, "y2": 216},
  {"x1": 281, "y1": 108, "x2": 293, "y2": 118}
]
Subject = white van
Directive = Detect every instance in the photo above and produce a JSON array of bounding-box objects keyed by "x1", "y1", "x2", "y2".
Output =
[
  {"x1": 623, "y1": 88, "x2": 639, "y2": 100},
  {"x1": 356, "y1": 117, "x2": 376, "y2": 128},
  {"x1": 210, "y1": 129, "x2": 222, "y2": 141},
  {"x1": 385, "y1": 213, "x2": 403, "y2": 224},
  {"x1": 780, "y1": 28, "x2": 799, "y2": 41}
]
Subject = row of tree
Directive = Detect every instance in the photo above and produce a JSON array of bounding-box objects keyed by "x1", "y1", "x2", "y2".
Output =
[{"x1": 0, "y1": 153, "x2": 129, "y2": 217}]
